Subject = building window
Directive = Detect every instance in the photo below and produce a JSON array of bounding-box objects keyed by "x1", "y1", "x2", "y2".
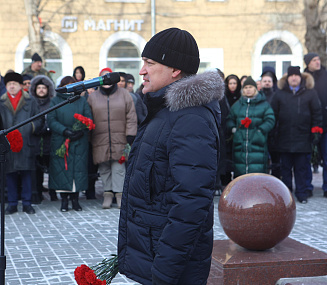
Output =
[
  {"x1": 252, "y1": 30, "x2": 303, "y2": 80},
  {"x1": 260, "y1": 39, "x2": 292, "y2": 78},
  {"x1": 107, "y1": 41, "x2": 142, "y2": 89},
  {"x1": 16, "y1": 31, "x2": 73, "y2": 85},
  {"x1": 23, "y1": 42, "x2": 62, "y2": 83}
]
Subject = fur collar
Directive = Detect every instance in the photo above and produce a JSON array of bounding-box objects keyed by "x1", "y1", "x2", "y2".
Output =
[
  {"x1": 277, "y1": 72, "x2": 315, "y2": 90},
  {"x1": 165, "y1": 70, "x2": 225, "y2": 111}
]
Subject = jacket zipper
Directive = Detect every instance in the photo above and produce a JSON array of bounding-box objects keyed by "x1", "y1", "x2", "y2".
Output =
[{"x1": 245, "y1": 98, "x2": 250, "y2": 174}]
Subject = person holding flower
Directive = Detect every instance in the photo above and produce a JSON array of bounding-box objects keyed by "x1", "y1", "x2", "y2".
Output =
[
  {"x1": 87, "y1": 68, "x2": 137, "y2": 209},
  {"x1": 0, "y1": 72, "x2": 43, "y2": 215},
  {"x1": 48, "y1": 76, "x2": 93, "y2": 212},
  {"x1": 271, "y1": 66, "x2": 322, "y2": 204},
  {"x1": 226, "y1": 76, "x2": 275, "y2": 178}
]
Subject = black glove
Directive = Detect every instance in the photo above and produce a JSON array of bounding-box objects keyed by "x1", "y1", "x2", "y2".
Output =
[
  {"x1": 63, "y1": 129, "x2": 84, "y2": 141},
  {"x1": 126, "y1": 135, "x2": 135, "y2": 146},
  {"x1": 70, "y1": 130, "x2": 84, "y2": 141}
]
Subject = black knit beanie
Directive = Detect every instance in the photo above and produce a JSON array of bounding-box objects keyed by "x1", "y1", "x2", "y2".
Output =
[
  {"x1": 304, "y1": 53, "x2": 319, "y2": 66},
  {"x1": 141, "y1": 28, "x2": 200, "y2": 74},
  {"x1": 242, "y1": 76, "x2": 257, "y2": 89},
  {"x1": 287, "y1": 66, "x2": 301, "y2": 77},
  {"x1": 4, "y1": 72, "x2": 23, "y2": 85},
  {"x1": 32, "y1": 53, "x2": 42, "y2": 62}
]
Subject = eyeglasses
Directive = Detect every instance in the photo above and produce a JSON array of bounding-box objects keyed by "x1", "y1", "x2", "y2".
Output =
[{"x1": 23, "y1": 82, "x2": 31, "y2": 86}]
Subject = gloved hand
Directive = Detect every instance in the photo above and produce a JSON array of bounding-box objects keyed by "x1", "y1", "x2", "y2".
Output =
[
  {"x1": 63, "y1": 129, "x2": 84, "y2": 141},
  {"x1": 63, "y1": 129, "x2": 74, "y2": 138},
  {"x1": 70, "y1": 130, "x2": 84, "y2": 141},
  {"x1": 126, "y1": 135, "x2": 135, "y2": 146}
]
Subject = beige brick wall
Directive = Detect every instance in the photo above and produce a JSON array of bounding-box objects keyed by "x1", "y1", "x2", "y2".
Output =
[{"x1": 0, "y1": 0, "x2": 306, "y2": 81}]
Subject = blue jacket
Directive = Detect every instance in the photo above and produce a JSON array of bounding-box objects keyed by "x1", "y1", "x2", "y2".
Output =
[{"x1": 118, "y1": 71, "x2": 224, "y2": 285}]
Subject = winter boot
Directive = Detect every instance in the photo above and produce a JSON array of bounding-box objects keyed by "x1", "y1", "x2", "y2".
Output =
[
  {"x1": 102, "y1": 192, "x2": 114, "y2": 209},
  {"x1": 115, "y1": 192, "x2": 122, "y2": 209},
  {"x1": 71, "y1": 193, "x2": 82, "y2": 211},
  {"x1": 60, "y1": 193, "x2": 69, "y2": 212},
  {"x1": 49, "y1": 189, "x2": 58, "y2": 201}
]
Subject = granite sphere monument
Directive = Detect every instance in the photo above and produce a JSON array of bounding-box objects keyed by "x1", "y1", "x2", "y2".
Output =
[{"x1": 218, "y1": 173, "x2": 296, "y2": 250}]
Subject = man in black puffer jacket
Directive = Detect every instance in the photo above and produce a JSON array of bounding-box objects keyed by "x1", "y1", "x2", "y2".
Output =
[
  {"x1": 118, "y1": 28, "x2": 225, "y2": 285},
  {"x1": 271, "y1": 66, "x2": 322, "y2": 204}
]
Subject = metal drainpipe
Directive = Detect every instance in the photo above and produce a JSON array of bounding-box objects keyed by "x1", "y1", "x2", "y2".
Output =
[{"x1": 151, "y1": 0, "x2": 156, "y2": 36}]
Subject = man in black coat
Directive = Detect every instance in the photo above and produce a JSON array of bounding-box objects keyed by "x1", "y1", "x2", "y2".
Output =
[
  {"x1": 304, "y1": 52, "x2": 327, "y2": 198},
  {"x1": 0, "y1": 72, "x2": 43, "y2": 214},
  {"x1": 271, "y1": 66, "x2": 322, "y2": 204},
  {"x1": 118, "y1": 28, "x2": 224, "y2": 285}
]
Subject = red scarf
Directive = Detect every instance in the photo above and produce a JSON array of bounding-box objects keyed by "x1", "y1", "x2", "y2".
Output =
[{"x1": 8, "y1": 90, "x2": 22, "y2": 111}]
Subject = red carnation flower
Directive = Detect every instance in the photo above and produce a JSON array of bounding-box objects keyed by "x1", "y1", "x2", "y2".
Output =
[
  {"x1": 311, "y1": 126, "x2": 323, "y2": 134},
  {"x1": 6, "y1": 129, "x2": 23, "y2": 152},
  {"x1": 241, "y1": 117, "x2": 252, "y2": 129},
  {"x1": 118, "y1": 155, "x2": 126, "y2": 164}
]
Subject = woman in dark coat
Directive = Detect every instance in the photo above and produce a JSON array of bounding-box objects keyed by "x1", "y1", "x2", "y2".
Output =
[
  {"x1": 221, "y1": 74, "x2": 242, "y2": 185},
  {"x1": 225, "y1": 74, "x2": 242, "y2": 108},
  {"x1": 48, "y1": 76, "x2": 93, "y2": 212},
  {"x1": 227, "y1": 76, "x2": 275, "y2": 177}
]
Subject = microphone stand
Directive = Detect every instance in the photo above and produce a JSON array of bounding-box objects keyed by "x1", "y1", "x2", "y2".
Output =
[{"x1": 0, "y1": 91, "x2": 81, "y2": 285}]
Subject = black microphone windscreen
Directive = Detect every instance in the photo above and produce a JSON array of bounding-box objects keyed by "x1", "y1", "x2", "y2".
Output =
[{"x1": 103, "y1": 72, "x2": 120, "y2": 85}]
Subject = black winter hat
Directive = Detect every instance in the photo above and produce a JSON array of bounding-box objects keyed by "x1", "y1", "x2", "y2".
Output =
[
  {"x1": 304, "y1": 52, "x2": 319, "y2": 66},
  {"x1": 32, "y1": 53, "x2": 42, "y2": 62},
  {"x1": 242, "y1": 76, "x2": 257, "y2": 89},
  {"x1": 22, "y1": 74, "x2": 33, "y2": 81},
  {"x1": 141, "y1": 28, "x2": 200, "y2": 74},
  {"x1": 126, "y1": 73, "x2": 135, "y2": 83},
  {"x1": 4, "y1": 72, "x2": 23, "y2": 85},
  {"x1": 287, "y1": 66, "x2": 301, "y2": 77}
]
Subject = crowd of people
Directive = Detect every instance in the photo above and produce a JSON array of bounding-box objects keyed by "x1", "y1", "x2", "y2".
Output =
[
  {"x1": 0, "y1": 47, "x2": 326, "y2": 216},
  {"x1": 217, "y1": 54, "x2": 326, "y2": 205},
  {"x1": 0, "y1": 53, "x2": 142, "y2": 214},
  {"x1": 1, "y1": 27, "x2": 327, "y2": 285}
]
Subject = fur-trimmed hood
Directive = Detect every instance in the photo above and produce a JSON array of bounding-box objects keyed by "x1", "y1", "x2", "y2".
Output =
[
  {"x1": 29, "y1": 75, "x2": 55, "y2": 98},
  {"x1": 165, "y1": 70, "x2": 225, "y2": 111},
  {"x1": 277, "y1": 72, "x2": 315, "y2": 91}
]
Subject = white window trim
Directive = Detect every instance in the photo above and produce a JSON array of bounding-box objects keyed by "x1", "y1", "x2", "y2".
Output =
[
  {"x1": 252, "y1": 30, "x2": 303, "y2": 80},
  {"x1": 99, "y1": 31, "x2": 147, "y2": 71},
  {"x1": 15, "y1": 31, "x2": 73, "y2": 74}
]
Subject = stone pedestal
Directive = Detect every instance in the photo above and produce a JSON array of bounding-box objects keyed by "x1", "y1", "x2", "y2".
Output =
[{"x1": 208, "y1": 238, "x2": 327, "y2": 285}]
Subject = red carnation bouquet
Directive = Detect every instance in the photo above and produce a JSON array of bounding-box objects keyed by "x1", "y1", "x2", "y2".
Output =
[
  {"x1": 6, "y1": 129, "x2": 23, "y2": 152},
  {"x1": 74, "y1": 255, "x2": 119, "y2": 285},
  {"x1": 118, "y1": 144, "x2": 131, "y2": 164},
  {"x1": 241, "y1": 117, "x2": 252, "y2": 129},
  {"x1": 311, "y1": 126, "x2": 323, "y2": 166},
  {"x1": 56, "y1": 114, "x2": 95, "y2": 170}
]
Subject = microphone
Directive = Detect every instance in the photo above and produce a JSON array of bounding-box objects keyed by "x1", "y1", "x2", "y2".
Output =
[{"x1": 55, "y1": 72, "x2": 121, "y2": 93}]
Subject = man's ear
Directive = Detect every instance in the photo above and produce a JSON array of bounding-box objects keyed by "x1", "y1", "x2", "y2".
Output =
[{"x1": 172, "y1": 68, "x2": 182, "y2": 79}]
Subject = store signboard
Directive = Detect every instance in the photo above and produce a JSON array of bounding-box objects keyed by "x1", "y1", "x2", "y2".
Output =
[{"x1": 62, "y1": 16, "x2": 144, "y2": 33}]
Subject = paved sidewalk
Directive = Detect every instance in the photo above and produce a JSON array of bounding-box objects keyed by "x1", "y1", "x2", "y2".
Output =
[{"x1": 3, "y1": 169, "x2": 327, "y2": 285}]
